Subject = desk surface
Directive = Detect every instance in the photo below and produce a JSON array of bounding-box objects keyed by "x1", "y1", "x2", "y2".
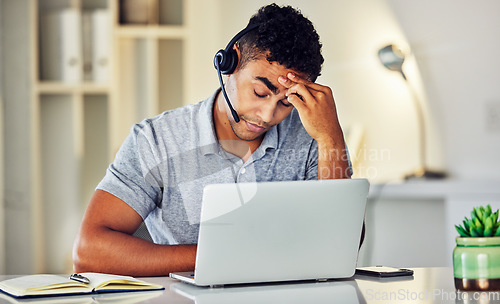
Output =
[{"x1": 1, "y1": 267, "x2": 499, "y2": 304}]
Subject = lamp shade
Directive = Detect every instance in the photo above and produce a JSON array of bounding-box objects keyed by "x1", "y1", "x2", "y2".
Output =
[{"x1": 378, "y1": 44, "x2": 406, "y2": 80}]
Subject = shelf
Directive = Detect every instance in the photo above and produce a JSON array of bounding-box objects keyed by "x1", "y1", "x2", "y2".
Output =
[
  {"x1": 36, "y1": 82, "x2": 110, "y2": 94},
  {"x1": 115, "y1": 25, "x2": 185, "y2": 39},
  {"x1": 23, "y1": 0, "x2": 189, "y2": 274}
]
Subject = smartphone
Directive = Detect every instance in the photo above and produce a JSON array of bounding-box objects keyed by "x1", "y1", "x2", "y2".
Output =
[{"x1": 355, "y1": 266, "x2": 414, "y2": 277}]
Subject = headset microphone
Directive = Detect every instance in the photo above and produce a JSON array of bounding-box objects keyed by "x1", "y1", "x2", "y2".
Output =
[
  {"x1": 214, "y1": 60, "x2": 240, "y2": 122},
  {"x1": 214, "y1": 23, "x2": 260, "y2": 123}
]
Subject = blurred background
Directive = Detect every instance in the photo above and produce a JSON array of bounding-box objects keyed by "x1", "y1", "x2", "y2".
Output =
[{"x1": 0, "y1": 0, "x2": 499, "y2": 275}]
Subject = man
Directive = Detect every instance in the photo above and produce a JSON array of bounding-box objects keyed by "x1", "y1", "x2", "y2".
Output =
[{"x1": 73, "y1": 4, "x2": 351, "y2": 276}]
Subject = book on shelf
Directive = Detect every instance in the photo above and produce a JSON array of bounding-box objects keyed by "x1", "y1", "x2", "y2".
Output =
[
  {"x1": 40, "y1": 8, "x2": 82, "y2": 83},
  {"x1": 82, "y1": 10, "x2": 93, "y2": 81},
  {"x1": 91, "y1": 9, "x2": 111, "y2": 83},
  {"x1": 82, "y1": 9, "x2": 111, "y2": 83},
  {"x1": 0, "y1": 273, "x2": 164, "y2": 299}
]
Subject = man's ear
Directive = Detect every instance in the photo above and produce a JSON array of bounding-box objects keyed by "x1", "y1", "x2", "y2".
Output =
[{"x1": 231, "y1": 44, "x2": 242, "y2": 74}]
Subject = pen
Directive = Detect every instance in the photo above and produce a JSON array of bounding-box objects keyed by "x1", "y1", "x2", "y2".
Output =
[{"x1": 69, "y1": 273, "x2": 90, "y2": 284}]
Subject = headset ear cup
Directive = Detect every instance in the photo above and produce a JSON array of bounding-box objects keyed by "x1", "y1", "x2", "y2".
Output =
[
  {"x1": 223, "y1": 49, "x2": 238, "y2": 75},
  {"x1": 214, "y1": 49, "x2": 238, "y2": 75},
  {"x1": 214, "y1": 50, "x2": 225, "y2": 71}
]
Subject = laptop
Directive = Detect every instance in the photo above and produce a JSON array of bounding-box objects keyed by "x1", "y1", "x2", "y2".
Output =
[{"x1": 170, "y1": 178, "x2": 369, "y2": 287}]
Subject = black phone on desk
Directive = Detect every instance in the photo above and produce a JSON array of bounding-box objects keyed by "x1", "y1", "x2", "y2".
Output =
[{"x1": 355, "y1": 266, "x2": 414, "y2": 277}]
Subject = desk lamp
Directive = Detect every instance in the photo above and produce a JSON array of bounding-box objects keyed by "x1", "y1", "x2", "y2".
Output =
[{"x1": 378, "y1": 44, "x2": 446, "y2": 180}]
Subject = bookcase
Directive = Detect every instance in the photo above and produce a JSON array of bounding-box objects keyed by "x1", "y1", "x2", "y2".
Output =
[
  {"x1": 111, "y1": 0, "x2": 187, "y2": 149},
  {"x1": 29, "y1": 0, "x2": 190, "y2": 273}
]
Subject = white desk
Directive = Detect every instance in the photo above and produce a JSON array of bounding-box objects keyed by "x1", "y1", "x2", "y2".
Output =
[
  {"x1": 360, "y1": 180, "x2": 500, "y2": 268},
  {"x1": 3, "y1": 268, "x2": 499, "y2": 303}
]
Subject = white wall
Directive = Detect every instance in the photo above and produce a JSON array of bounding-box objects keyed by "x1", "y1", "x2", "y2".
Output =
[{"x1": 387, "y1": 0, "x2": 500, "y2": 180}]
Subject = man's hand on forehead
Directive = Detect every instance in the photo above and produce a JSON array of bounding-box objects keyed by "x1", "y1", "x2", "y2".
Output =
[
  {"x1": 277, "y1": 72, "x2": 343, "y2": 145},
  {"x1": 278, "y1": 72, "x2": 350, "y2": 179}
]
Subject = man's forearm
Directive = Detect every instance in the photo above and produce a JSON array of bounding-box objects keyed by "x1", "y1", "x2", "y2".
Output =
[
  {"x1": 317, "y1": 139, "x2": 351, "y2": 180},
  {"x1": 73, "y1": 227, "x2": 196, "y2": 276}
]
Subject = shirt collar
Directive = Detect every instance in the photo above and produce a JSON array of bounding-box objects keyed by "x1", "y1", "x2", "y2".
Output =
[
  {"x1": 198, "y1": 88, "x2": 280, "y2": 157},
  {"x1": 258, "y1": 124, "x2": 278, "y2": 152}
]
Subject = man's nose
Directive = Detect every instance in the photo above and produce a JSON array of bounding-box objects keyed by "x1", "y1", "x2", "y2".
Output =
[{"x1": 256, "y1": 101, "x2": 277, "y2": 123}]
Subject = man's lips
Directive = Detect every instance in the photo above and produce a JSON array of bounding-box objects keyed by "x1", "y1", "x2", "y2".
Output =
[{"x1": 244, "y1": 120, "x2": 266, "y2": 133}]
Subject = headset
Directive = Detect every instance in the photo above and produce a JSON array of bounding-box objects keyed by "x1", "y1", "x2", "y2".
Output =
[{"x1": 214, "y1": 23, "x2": 260, "y2": 123}]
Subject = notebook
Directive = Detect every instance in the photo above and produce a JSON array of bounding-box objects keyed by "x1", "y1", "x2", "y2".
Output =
[
  {"x1": 0, "y1": 273, "x2": 164, "y2": 299},
  {"x1": 170, "y1": 178, "x2": 369, "y2": 287}
]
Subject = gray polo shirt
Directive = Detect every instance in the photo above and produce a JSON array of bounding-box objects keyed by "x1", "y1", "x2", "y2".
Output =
[{"x1": 97, "y1": 89, "x2": 320, "y2": 245}]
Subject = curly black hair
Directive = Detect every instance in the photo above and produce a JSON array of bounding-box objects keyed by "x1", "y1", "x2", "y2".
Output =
[{"x1": 237, "y1": 3, "x2": 324, "y2": 82}]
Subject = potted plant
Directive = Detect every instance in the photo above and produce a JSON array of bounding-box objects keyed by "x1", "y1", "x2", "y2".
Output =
[{"x1": 454, "y1": 204, "x2": 500, "y2": 291}]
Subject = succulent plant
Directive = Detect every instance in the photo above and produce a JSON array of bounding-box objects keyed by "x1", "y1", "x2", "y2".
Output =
[{"x1": 455, "y1": 205, "x2": 500, "y2": 237}]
